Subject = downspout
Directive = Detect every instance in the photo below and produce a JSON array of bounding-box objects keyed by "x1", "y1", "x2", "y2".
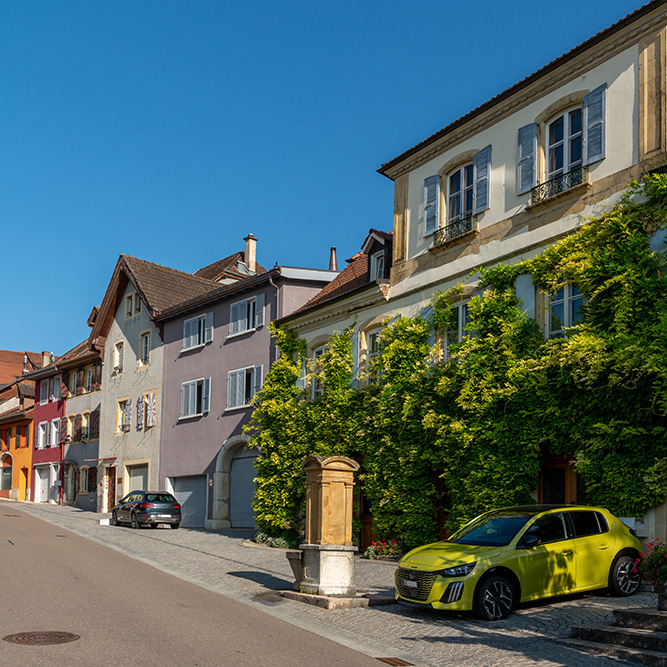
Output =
[{"x1": 268, "y1": 273, "x2": 280, "y2": 367}]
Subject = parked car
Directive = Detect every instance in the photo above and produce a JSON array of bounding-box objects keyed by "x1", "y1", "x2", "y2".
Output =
[
  {"x1": 112, "y1": 491, "x2": 181, "y2": 529},
  {"x1": 395, "y1": 505, "x2": 643, "y2": 620}
]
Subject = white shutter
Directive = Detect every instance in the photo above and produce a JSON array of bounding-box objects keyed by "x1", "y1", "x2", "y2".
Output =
[
  {"x1": 473, "y1": 145, "x2": 491, "y2": 214},
  {"x1": 583, "y1": 84, "x2": 606, "y2": 165},
  {"x1": 202, "y1": 378, "x2": 211, "y2": 414},
  {"x1": 253, "y1": 365, "x2": 263, "y2": 399},
  {"x1": 136, "y1": 395, "x2": 144, "y2": 430},
  {"x1": 423, "y1": 175, "x2": 440, "y2": 236},
  {"x1": 517, "y1": 123, "x2": 538, "y2": 195},
  {"x1": 254, "y1": 294, "x2": 265, "y2": 328},
  {"x1": 124, "y1": 399, "x2": 132, "y2": 431},
  {"x1": 146, "y1": 392, "x2": 156, "y2": 428},
  {"x1": 204, "y1": 312, "x2": 214, "y2": 343}
]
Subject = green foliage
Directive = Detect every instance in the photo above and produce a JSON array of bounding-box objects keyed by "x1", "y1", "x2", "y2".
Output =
[
  {"x1": 248, "y1": 175, "x2": 667, "y2": 549},
  {"x1": 637, "y1": 539, "x2": 667, "y2": 585}
]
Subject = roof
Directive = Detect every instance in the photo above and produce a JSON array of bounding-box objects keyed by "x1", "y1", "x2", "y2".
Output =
[
  {"x1": 194, "y1": 251, "x2": 267, "y2": 282},
  {"x1": 379, "y1": 0, "x2": 667, "y2": 176},
  {"x1": 0, "y1": 405, "x2": 33, "y2": 426},
  {"x1": 0, "y1": 350, "x2": 42, "y2": 384}
]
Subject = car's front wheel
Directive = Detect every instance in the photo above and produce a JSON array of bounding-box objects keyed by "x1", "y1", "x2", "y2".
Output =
[
  {"x1": 112, "y1": 511, "x2": 121, "y2": 526},
  {"x1": 610, "y1": 555, "x2": 641, "y2": 596},
  {"x1": 475, "y1": 576, "x2": 515, "y2": 620},
  {"x1": 130, "y1": 512, "x2": 140, "y2": 529}
]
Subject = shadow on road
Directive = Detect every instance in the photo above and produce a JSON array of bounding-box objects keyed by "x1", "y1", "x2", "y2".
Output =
[{"x1": 228, "y1": 570, "x2": 293, "y2": 590}]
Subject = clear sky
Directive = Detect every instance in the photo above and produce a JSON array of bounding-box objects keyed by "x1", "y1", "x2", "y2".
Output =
[{"x1": 1, "y1": 0, "x2": 644, "y2": 355}]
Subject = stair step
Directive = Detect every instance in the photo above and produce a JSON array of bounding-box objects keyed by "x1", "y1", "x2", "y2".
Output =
[
  {"x1": 615, "y1": 609, "x2": 667, "y2": 632},
  {"x1": 572, "y1": 624, "x2": 667, "y2": 653},
  {"x1": 561, "y1": 638, "x2": 667, "y2": 667}
]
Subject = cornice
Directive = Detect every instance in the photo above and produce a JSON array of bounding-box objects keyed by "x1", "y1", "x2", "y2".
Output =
[{"x1": 382, "y1": 7, "x2": 667, "y2": 180}]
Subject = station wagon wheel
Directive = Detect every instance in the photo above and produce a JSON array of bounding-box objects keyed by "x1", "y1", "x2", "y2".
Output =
[
  {"x1": 130, "y1": 512, "x2": 139, "y2": 529},
  {"x1": 611, "y1": 555, "x2": 641, "y2": 596},
  {"x1": 112, "y1": 511, "x2": 120, "y2": 527},
  {"x1": 475, "y1": 576, "x2": 515, "y2": 620}
]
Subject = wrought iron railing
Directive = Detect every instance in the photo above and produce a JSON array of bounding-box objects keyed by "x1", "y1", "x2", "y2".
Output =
[
  {"x1": 434, "y1": 215, "x2": 476, "y2": 246},
  {"x1": 531, "y1": 166, "x2": 588, "y2": 205}
]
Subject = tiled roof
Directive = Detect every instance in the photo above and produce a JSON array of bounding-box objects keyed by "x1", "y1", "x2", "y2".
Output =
[
  {"x1": 0, "y1": 350, "x2": 41, "y2": 384},
  {"x1": 0, "y1": 405, "x2": 33, "y2": 425},
  {"x1": 290, "y1": 252, "x2": 370, "y2": 315},
  {"x1": 379, "y1": 0, "x2": 665, "y2": 175},
  {"x1": 122, "y1": 255, "x2": 221, "y2": 314},
  {"x1": 58, "y1": 339, "x2": 91, "y2": 362},
  {"x1": 194, "y1": 252, "x2": 267, "y2": 282}
]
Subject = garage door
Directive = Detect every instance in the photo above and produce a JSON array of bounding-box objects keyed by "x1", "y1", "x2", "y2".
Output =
[
  {"x1": 127, "y1": 464, "x2": 148, "y2": 491},
  {"x1": 230, "y1": 447, "x2": 258, "y2": 528},
  {"x1": 172, "y1": 475, "x2": 207, "y2": 528}
]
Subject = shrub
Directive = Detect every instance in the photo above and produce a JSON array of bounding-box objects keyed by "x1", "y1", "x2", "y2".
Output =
[
  {"x1": 363, "y1": 540, "x2": 403, "y2": 560},
  {"x1": 637, "y1": 539, "x2": 667, "y2": 585}
]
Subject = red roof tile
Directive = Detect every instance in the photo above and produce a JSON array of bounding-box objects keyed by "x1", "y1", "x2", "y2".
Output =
[{"x1": 0, "y1": 350, "x2": 41, "y2": 384}]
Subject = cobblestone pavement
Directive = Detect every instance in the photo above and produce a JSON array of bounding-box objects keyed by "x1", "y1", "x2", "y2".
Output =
[{"x1": 6, "y1": 500, "x2": 655, "y2": 667}]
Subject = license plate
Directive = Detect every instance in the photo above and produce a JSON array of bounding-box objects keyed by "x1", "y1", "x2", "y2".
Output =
[
  {"x1": 157, "y1": 514, "x2": 171, "y2": 518},
  {"x1": 404, "y1": 579, "x2": 418, "y2": 589}
]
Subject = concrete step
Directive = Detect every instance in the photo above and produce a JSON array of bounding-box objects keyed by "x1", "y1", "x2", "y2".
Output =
[
  {"x1": 572, "y1": 624, "x2": 667, "y2": 653},
  {"x1": 561, "y1": 638, "x2": 667, "y2": 667},
  {"x1": 614, "y1": 609, "x2": 667, "y2": 632}
]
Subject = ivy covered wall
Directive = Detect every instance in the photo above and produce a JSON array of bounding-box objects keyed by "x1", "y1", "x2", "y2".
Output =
[{"x1": 246, "y1": 176, "x2": 667, "y2": 549}]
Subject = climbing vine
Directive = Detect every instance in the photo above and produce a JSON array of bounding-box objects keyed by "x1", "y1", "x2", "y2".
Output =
[{"x1": 247, "y1": 175, "x2": 667, "y2": 549}]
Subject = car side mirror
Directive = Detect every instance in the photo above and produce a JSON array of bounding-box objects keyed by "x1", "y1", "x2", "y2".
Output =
[{"x1": 519, "y1": 534, "x2": 540, "y2": 549}]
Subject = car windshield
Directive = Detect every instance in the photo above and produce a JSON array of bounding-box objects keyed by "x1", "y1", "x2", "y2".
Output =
[
  {"x1": 449, "y1": 512, "x2": 533, "y2": 547},
  {"x1": 145, "y1": 494, "x2": 176, "y2": 503}
]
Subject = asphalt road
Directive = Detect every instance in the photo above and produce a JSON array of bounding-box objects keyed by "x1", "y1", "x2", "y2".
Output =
[{"x1": 0, "y1": 509, "x2": 381, "y2": 667}]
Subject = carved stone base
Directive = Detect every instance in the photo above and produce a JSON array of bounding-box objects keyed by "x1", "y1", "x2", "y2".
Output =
[{"x1": 299, "y1": 544, "x2": 356, "y2": 596}]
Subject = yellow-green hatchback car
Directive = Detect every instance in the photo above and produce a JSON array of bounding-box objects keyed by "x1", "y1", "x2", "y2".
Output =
[{"x1": 395, "y1": 505, "x2": 643, "y2": 620}]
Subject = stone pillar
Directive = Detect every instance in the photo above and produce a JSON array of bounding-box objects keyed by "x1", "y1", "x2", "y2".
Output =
[{"x1": 299, "y1": 456, "x2": 359, "y2": 596}]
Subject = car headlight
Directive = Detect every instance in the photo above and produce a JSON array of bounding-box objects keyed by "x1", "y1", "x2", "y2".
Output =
[{"x1": 436, "y1": 562, "x2": 477, "y2": 578}]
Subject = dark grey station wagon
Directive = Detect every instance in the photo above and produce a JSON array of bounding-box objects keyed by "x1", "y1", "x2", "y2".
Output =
[{"x1": 112, "y1": 491, "x2": 182, "y2": 529}]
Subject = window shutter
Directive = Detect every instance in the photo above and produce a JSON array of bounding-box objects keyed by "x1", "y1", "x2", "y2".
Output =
[
  {"x1": 95, "y1": 364, "x2": 102, "y2": 391},
  {"x1": 136, "y1": 395, "x2": 144, "y2": 430},
  {"x1": 183, "y1": 319, "x2": 192, "y2": 349},
  {"x1": 517, "y1": 123, "x2": 538, "y2": 195},
  {"x1": 60, "y1": 372, "x2": 70, "y2": 399},
  {"x1": 181, "y1": 383, "x2": 188, "y2": 417},
  {"x1": 73, "y1": 414, "x2": 83, "y2": 442},
  {"x1": 583, "y1": 84, "x2": 606, "y2": 165},
  {"x1": 88, "y1": 467, "x2": 97, "y2": 490},
  {"x1": 90, "y1": 407, "x2": 100, "y2": 439},
  {"x1": 423, "y1": 175, "x2": 440, "y2": 236},
  {"x1": 230, "y1": 303, "x2": 242, "y2": 335},
  {"x1": 146, "y1": 392, "x2": 156, "y2": 427},
  {"x1": 61, "y1": 418, "x2": 68, "y2": 442},
  {"x1": 253, "y1": 365, "x2": 263, "y2": 399},
  {"x1": 124, "y1": 399, "x2": 132, "y2": 432},
  {"x1": 204, "y1": 312, "x2": 214, "y2": 343},
  {"x1": 76, "y1": 370, "x2": 85, "y2": 395},
  {"x1": 473, "y1": 145, "x2": 492, "y2": 214},
  {"x1": 228, "y1": 371, "x2": 241, "y2": 408},
  {"x1": 202, "y1": 378, "x2": 211, "y2": 414},
  {"x1": 254, "y1": 294, "x2": 265, "y2": 328}
]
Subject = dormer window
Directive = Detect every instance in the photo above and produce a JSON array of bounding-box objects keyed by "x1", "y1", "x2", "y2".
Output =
[{"x1": 370, "y1": 251, "x2": 385, "y2": 281}]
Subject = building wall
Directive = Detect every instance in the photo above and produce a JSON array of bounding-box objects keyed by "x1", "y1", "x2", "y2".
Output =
[{"x1": 98, "y1": 282, "x2": 163, "y2": 509}]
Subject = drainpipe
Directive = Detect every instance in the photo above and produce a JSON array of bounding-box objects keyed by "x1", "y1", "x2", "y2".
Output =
[{"x1": 269, "y1": 272, "x2": 280, "y2": 367}]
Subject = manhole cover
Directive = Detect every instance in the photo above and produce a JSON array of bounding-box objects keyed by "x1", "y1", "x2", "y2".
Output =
[{"x1": 3, "y1": 632, "x2": 80, "y2": 645}]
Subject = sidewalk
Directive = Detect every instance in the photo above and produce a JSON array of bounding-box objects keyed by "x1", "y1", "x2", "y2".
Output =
[{"x1": 6, "y1": 500, "x2": 655, "y2": 667}]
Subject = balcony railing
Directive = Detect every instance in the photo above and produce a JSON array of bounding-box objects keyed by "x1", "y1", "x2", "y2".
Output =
[
  {"x1": 531, "y1": 166, "x2": 588, "y2": 205},
  {"x1": 434, "y1": 215, "x2": 476, "y2": 246}
]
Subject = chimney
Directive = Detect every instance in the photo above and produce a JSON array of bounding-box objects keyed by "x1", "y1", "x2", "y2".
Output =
[
  {"x1": 41, "y1": 351, "x2": 50, "y2": 368},
  {"x1": 244, "y1": 233, "x2": 257, "y2": 274},
  {"x1": 329, "y1": 246, "x2": 338, "y2": 271},
  {"x1": 23, "y1": 353, "x2": 29, "y2": 374}
]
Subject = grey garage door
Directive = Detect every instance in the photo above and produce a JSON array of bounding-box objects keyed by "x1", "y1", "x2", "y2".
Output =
[
  {"x1": 230, "y1": 447, "x2": 258, "y2": 528},
  {"x1": 172, "y1": 475, "x2": 207, "y2": 528},
  {"x1": 128, "y1": 464, "x2": 148, "y2": 491}
]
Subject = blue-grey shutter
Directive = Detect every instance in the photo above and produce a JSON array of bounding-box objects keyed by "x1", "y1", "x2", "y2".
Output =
[
  {"x1": 423, "y1": 175, "x2": 440, "y2": 236},
  {"x1": 517, "y1": 123, "x2": 538, "y2": 195},
  {"x1": 473, "y1": 145, "x2": 492, "y2": 214},
  {"x1": 583, "y1": 84, "x2": 606, "y2": 165},
  {"x1": 253, "y1": 365, "x2": 263, "y2": 399},
  {"x1": 229, "y1": 303, "x2": 242, "y2": 336},
  {"x1": 204, "y1": 312, "x2": 214, "y2": 343},
  {"x1": 202, "y1": 378, "x2": 211, "y2": 414},
  {"x1": 254, "y1": 294, "x2": 265, "y2": 328},
  {"x1": 181, "y1": 383, "x2": 190, "y2": 417},
  {"x1": 228, "y1": 371, "x2": 238, "y2": 408},
  {"x1": 183, "y1": 320, "x2": 192, "y2": 349}
]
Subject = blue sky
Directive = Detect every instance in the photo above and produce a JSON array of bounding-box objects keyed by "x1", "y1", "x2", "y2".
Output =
[{"x1": 2, "y1": 0, "x2": 643, "y2": 355}]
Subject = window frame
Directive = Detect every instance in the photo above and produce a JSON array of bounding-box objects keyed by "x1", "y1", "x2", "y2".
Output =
[
  {"x1": 139, "y1": 332, "x2": 151, "y2": 366},
  {"x1": 114, "y1": 341, "x2": 124, "y2": 374},
  {"x1": 182, "y1": 312, "x2": 214, "y2": 351},
  {"x1": 50, "y1": 418, "x2": 61, "y2": 447},
  {"x1": 39, "y1": 379, "x2": 49, "y2": 405},
  {"x1": 180, "y1": 378, "x2": 211, "y2": 419},
  {"x1": 370, "y1": 251, "x2": 385, "y2": 281},
  {"x1": 227, "y1": 365, "x2": 263, "y2": 409},
  {"x1": 546, "y1": 283, "x2": 584, "y2": 338},
  {"x1": 116, "y1": 398, "x2": 130, "y2": 433},
  {"x1": 228, "y1": 295, "x2": 265, "y2": 337},
  {"x1": 79, "y1": 465, "x2": 90, "y2": 493},
  {"x1": 37, "y1": 421, "x2": 48, "y2": 449},
  {"x1": 444, "y1": 301, "x2": 470, "y2": 359},
  {"x1": 546, "y1": 106, "x2": 583, "y2": 182},
  {"x1": 311, "y1": 346, "x2": 326, "y2": 400}
]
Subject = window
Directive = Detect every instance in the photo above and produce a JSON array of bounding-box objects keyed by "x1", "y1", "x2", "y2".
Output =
[
  {"x1": 85, "y1": 368, "x2": 93, "y2": 392},
  {"x1": 79, "y1": 466, "x2": 90, "y2": 493},
  {"x1": 14, "y1": 427, "x2": 20, "y2": 448},
  {"x1": 547, "y1": 283, "x2": 584, "y2": 337},
  {"x1": 227, "y1": 366, "x2": 262, "y2": 409},
  {"x1": 365, "y1": 330, "x2": 382, "y2": 383},
  {"x1": 49, "y1": 375, "x2": 61, "y2": 401},
  {"x1": 140, "y1": 332, "x2": 151, "y2": 366},
  {"x1": 39, "y1": 379, "x2": 49, "y2": 405},
  {"x1": 524, "y1": 513, "x2": 567, "y2": 544},
  {"x1": 37, "y1": 422, "x2": 48, "y2": 449},
  {"x1": 134, "y1": 295, "x2": 141, "y2": 314},
  {"x1": 444, "y1": 302, "x2": 470, "y2": 358},
  {"x1": 183, "y1": 312, "x2": 214, "y2": 350},
  {"x1": 126, "y1": 295, "x2": 134, "y2": 319},
  {"x1": 370, "y1": 252, "x2": 385, "y2": 281},
  {"x1": 51, "y1": 419, "x2": 61, "y2": 447},
  {"x1": 114, "y1": 342, "x2": 124, "y2": 373},
  {"x1": 81, "y1": 413, "x2": 90, "y2": 440},
  {"x1": 425, "y1": 145, "x2": 491, "y2": 240},
  {"x1": 568, "y1": 511, "x2": 607, "y2": 538},
  {"x1": 229, "y1": 295, "x2": 264, "y2": 336},
  {"x1": 181, "y1": 378, "x2": 211, "y2": 418},
  {"x1": 125, "y1": 292, "x2": 141, "y2": 319},
  {"x1": 117, "y1": 399, "x2": 131, "y2": 432},
  {"x1": 311, "y1": 347, "x2": 326, "y2": 400},
  {"x1": 71, "y1": 372, "x2": 78, "y2": 395},
  {"x1": 518, "y1": 84, "x2": 606, "y2": 199}
]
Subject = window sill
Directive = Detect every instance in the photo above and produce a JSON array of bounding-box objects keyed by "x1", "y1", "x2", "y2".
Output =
[
  {"x1": 178, "y1": 413, "x2": 207, "y2": 422},
  {"x1": 181, "y1": 343, "x2": 206, "y2": 354},
  {"x1": 227, "y1": 328, "x2": 256, "y2": 340},
  {"x1": 224, "y1": 404, "x2": 252, "y2": 412}
]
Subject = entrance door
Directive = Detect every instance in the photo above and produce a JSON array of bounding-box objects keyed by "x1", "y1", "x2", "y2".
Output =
[
  {"x1": 230, "y1": 447, "x2": 258, "y2": 528},
  {"x1": 539, "y1": 456, "x2": 586, "y2": 504},
  {"x1": 0, "y1": 459, "x2": 12, "y2": 493},
  {"x1": 105, "y1": 467, "x2": 116, "y2": 512},
  {"x1": 127, "y1": 464, "x2": 148, "y2": 492},
  {"x1": 36, "y1": 467, "x2": 49, "y2": 503}
]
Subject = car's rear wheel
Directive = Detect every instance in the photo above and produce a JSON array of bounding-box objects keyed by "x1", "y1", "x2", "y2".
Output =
[
  {"x1": 170, "y1": 522, "x2": 180, "y2": 530},
  {"x1": 475, "y1": 576, "x2": 515, "y2": 620},
  {"x1": 610, "y1": 555, "x2": 641, "y2": 596},
  {"x1": 130, "y1": 512, "x2": 140, "y2": 529}
]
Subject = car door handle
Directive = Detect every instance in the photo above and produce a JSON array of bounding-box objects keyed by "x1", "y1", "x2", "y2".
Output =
[
  {"x1": 598, "y1": 544, "x2": 610, "y2": 550},
  {"x1": 562, "y1": 550, "x2": 573, "y2": 557}
]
